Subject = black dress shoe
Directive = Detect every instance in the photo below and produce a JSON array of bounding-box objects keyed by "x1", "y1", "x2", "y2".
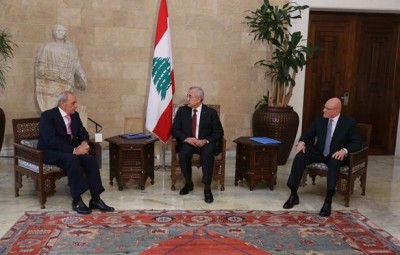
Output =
[
  {"x1": 283, "y1": 195, "x2": 299, "y2": 209},
  {"x1": 179, "y1": 182, "x2": 194, "y2": 195},
  {"x1": 89, "y1": 199, "x2": 115, "y2": 212},
  {"x1": 319, "y1": 202, "x2": 331, "y2": 217},
  {"x1": 72, "y1": 201, "x2": 92, "y2": 214},
  {"x1": 204, "y1": 188, "x2": 214, "y2": 204}
]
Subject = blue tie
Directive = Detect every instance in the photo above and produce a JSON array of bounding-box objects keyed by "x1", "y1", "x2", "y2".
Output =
[{"x1": 323, "y1": 119, "x2": 333, "y2": 156}]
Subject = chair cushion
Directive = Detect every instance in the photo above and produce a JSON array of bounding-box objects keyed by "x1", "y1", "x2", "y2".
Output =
[
  {"x1": 18, "y1": 139, "x2": 63, "y2": 174},
  {"x1": 20, "y1": 139, "x2": 39, "y2": 148},
  {"x1": 306, "y1": 163, "x2": 349, "y2": 174},
  {"x1": 306, "y1": 162, "x2": 366, "y2": 174}
]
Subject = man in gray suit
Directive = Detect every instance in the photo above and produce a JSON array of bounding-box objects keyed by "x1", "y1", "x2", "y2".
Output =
[
  {"x1": 172, "y1": 86, "x2": 224, "y2": 203},
  {"x1": 283, "y1": 97, "x2": 362, "y2": 216}
]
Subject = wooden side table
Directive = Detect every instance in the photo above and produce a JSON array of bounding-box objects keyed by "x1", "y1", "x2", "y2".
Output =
[
  {"x1": 234, "y1": 136, "x2": 279, "y2": 190},
  {"x1": 105, "y1": 135, "x2": 158, "y2": 190}
]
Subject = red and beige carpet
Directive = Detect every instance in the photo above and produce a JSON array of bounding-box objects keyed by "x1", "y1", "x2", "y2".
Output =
[{"x1": 0, "y1": 210, "x2": 399, "y2": 254}]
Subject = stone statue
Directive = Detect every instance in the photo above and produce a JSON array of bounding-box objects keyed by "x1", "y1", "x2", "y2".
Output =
[{"x1": 35, "y1": 24, "x2": 88, "y2": 126}]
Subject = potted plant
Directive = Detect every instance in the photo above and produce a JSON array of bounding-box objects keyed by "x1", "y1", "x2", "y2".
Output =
[
  {"x1": 0, "y1": 28, "x2": 17, "y2": 152},
  {"x1": 245, "y1": 0, "x2": 317, "y2": 165}
]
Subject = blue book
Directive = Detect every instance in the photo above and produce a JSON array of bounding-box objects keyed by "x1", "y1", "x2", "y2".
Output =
[
  {"x1": 250, "y1": 137, "x2": 281, "y2": 144},
  {"x1": 119, "y1": 133, "x2": 152, "y2": 139}
]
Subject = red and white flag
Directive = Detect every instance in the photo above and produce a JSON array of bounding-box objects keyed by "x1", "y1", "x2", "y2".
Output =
[{"x1": 146, "y1": 0, "x2": 175, "y2": 143}]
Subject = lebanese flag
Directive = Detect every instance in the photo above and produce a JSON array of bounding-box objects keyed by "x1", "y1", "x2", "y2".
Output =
[{"x1": 146, "y1": 0, "x2": 175, "y2": 143}]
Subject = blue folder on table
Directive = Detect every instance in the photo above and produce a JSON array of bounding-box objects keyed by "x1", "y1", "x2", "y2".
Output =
[
  {"x1": 250, "y1": 137, "x2": 281, "y2": 144},
  {"x1": 119, "y1": 133, "x2": 152, "y2": 139}
]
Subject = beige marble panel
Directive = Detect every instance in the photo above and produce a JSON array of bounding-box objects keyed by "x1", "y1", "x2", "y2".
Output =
[
  {"x1": 58, "y1": 0, "x2": 91, "y2": 9},
  {"x1": 91, "y1": 61, "x2": 122, "y2": 79},
  {"x1": 119, "y1": 28, "x2": 148, "y2": 47},
  {"x1": 124, "y1": 117, "x2": 144, "y2": 133},
  {"x1": 171, "y1": 30, "x2": 198, "y2": 49},
  {"x1": 93, "y1": 0, "x2": 121, "y2": 11},
  {"x1": 82, "y1": 10, "x2": 114, "y2": 27},
  {"x1": 57, "y1": 8, "x2": 81, "y2": 26},
  {"x1": 120, "y1": 0, "x2": 148, "y2": 12},
  {"x1": 0, "y1": 1, "x2": 26, "y2": 23},
  {"x1": 122, "y1": 62, "x2": 148, "y2": 80},
  {"x1": 26, "y1": 6, "x2": 56, "y2": 24},
  {"x1": 171, "y1": 0, "x2": 218, "y2": 15}
]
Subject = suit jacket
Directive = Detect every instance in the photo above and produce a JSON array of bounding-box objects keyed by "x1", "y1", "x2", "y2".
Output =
[
  {"x1": 300, "y1": 115, "x2": 362, "y2": 155},
  {"x1": 37, "y1": 107, "x2": 89, "y2": 160},
  {"x1": 172, "y1": 104, "x2": 224, "y2": 146}
]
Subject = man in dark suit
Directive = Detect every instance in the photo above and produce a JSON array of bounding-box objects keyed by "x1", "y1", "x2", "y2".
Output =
[
  {"x1": 172, "y1": 86, "x2": 224, "y2": 203},
  {"x1": 38, "y1": 91, "x2": 114, "y2": 214},
  {"x1": 283, "y1": 97, "x2": 362, "y2": 216}
]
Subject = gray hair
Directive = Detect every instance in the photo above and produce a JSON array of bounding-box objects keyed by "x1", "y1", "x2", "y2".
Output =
[
  {"x1": 189, "y1": 86, "x2": 204, "y2": 101},
  {"x1": 57, "y1": 91, "x2": 73, "y2": 106}
]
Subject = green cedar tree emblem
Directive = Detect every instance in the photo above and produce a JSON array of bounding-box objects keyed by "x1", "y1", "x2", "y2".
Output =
[{"x1": 152, "y1": 57, "x2": 172, "y2": 100}]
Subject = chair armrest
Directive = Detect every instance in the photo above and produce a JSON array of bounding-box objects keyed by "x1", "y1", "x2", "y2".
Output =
[
  {"x1": 219, "y1": 138, "x2": 226, "y2": 159},
  {"x1": 88, "y1": 140, "x2": 99, "y2": 156},
  {"x1": 13, "y1": 143, "x2": 44, "y2": 167},
  {"x1": 348, "y1": 146, "x2": 369, "y2": 170}
]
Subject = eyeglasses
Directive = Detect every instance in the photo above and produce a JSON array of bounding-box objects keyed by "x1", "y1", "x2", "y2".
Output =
[{"x1": 186, "y1": 94, "x2": 198, "y2": 99}]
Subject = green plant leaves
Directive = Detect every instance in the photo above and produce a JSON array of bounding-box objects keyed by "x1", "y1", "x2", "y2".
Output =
[
  {"x1": 0, "y1": 29, "x2": 18, "y2": 90},
  {"x1": 245, "y1": 0, "x2": 317, "y2": 107}
]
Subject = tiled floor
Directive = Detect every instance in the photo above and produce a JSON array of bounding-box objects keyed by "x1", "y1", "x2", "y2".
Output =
[{"x1": 1, "y1": 152, "x2": 399, "y2": 240}]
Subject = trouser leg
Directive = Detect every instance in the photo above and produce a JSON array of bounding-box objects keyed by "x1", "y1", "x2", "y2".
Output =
[
  {"x1": 178, "y1": 143, "x2": 194, "y2": 184},
  {"x1": 324, "y1": 158, "x2": 343, "y2": 203},
  {"x1": 78, "y1": 154, "x2": 105, "y2": 198},
  {"x1": 200, "y1": 143, "x2": 216, "y2": 185},
  {"x1": 56, "y1": 154, "x2": 89, "y2": 199},
  {"x1": 287, "y1": 151, "x2": 322, "y2": 191}
]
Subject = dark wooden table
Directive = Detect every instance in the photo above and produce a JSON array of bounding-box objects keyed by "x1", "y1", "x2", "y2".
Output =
[
  {"x1": 234, "y1": 136, "x2": 279, "y2": 190},
  {"x1": 105, "y1": 135, "x2": 158, "y2": 190}
]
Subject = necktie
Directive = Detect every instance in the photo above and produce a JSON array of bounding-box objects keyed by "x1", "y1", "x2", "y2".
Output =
[
  {"x1": 192, "y1": 109, "x2": 197, "y2": 138},
  {"x1": 323, "y1": 119, "x2": 333, "y2": 156},
  {"x1": 65, "y1": 115, "x2": 72, "y2": 135}
]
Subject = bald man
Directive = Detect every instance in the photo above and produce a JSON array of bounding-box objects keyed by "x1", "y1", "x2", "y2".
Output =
[{"x1": 283, "y1": 97, "x2": 362, "y2": 216}]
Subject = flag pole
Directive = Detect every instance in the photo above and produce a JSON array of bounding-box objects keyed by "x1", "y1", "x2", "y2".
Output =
[{"x1": 155, "y1": 142, "x2": 170, "y2": 171}]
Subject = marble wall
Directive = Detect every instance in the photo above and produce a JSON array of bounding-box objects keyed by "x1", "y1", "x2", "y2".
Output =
[{"x1": 0, "y1": 0, "x2": 289, "y2": 155}]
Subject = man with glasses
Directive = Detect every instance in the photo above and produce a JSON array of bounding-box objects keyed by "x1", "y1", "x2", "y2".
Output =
[
  {"x1": 283, "y1": 97, "x2": 361, "y2": 216},
  {"x1": 172, "y1": 86, "x2": 224, "y2": 203}
]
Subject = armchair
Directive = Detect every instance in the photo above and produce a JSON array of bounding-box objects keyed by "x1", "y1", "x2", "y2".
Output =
[
  {"x1": 170, "y1": 104, "x2": 226, "y2": 191},
  {"x1": 12, "y1": 117, "x2": 101, "y2": 209},
  {"x1": 301, "y1": 123, "x2": 372, "y2": 207}
]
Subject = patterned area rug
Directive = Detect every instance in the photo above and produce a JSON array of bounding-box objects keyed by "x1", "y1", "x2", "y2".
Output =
[{"x1": 1, "y1": 210, "x2": 399, "y2": 255}]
